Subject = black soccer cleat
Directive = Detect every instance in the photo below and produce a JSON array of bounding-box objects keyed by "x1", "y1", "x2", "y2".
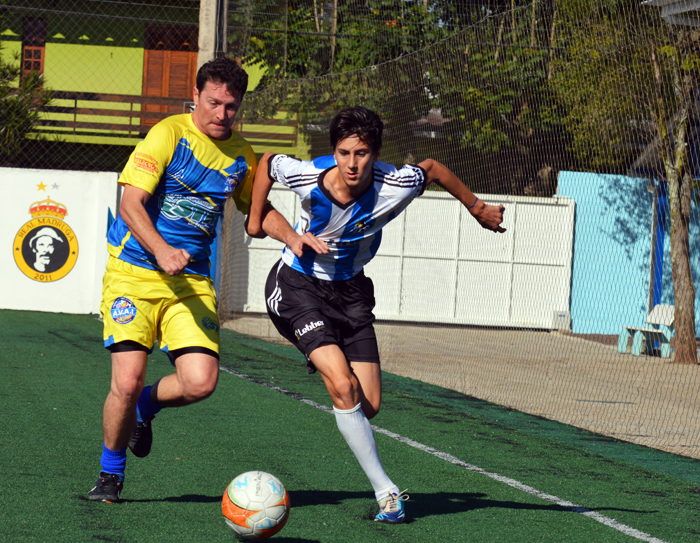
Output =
[
  {"x1": 128, "y1": 418, "x2": 153, "y2": 458},
  {"x1": 88, "y1": 472, "x2": 123, "y2": 502}
]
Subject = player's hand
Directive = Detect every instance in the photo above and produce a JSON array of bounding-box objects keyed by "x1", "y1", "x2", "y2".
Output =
[
  {"x1": 155, "y1": 246, "x2": 191, "y2": 275},
  {"x1": 287, "y1": 232, "x2": 329, "y2": 258},
  {"x1": 473, "y1": 203, "x2": 506, "y2": 233}
]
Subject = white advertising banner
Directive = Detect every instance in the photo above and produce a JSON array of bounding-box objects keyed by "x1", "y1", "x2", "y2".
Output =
[{"x1": 0, "y1": 168, "x2": 118, "y2": 314}]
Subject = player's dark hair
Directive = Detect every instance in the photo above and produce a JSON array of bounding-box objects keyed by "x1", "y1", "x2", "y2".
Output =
[
  {"x1": 196, "y1": 57, "x2": 248, "y2": 98},
  {"x1": 329, "y1": 106, "x2": 383, "y2": 153}
]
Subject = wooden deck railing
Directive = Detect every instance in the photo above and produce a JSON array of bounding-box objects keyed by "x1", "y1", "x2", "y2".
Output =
[{"x1": 36, "y1": 91, "x2": 298, "y2": 147}]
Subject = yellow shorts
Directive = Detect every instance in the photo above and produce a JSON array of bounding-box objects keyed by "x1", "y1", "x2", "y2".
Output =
[{"x1": 101, "y1": 256, "x2": 220, "y2": 355}]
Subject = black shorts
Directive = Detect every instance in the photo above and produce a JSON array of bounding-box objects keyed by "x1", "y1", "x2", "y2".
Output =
[{"x1": 264, "y1": 260, "x2": 380, "y2": 373}]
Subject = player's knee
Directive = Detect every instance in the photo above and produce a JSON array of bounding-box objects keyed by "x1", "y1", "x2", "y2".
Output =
[
  {"x1": 328, "y1": 377, "x2": 362, "y2": 411},
  {"x1": 182, "y1": 375, "x2": 218, "y2": 403},
  {"x1": 111, "y1": 375, "x2": 145, "y2": 405}
]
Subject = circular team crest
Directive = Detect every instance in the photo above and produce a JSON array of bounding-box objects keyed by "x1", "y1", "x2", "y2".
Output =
[
  {"x1": 111, "y1": 297, "x2": 137, "y2": 324},
  {"x1": 13, "y1": 197, "x2": 79, "y2": 283}
]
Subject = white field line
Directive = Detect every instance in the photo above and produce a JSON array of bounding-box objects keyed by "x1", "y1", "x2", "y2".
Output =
[{"x1": 221, "y1": 367, "x2": 671, "y2": 543}]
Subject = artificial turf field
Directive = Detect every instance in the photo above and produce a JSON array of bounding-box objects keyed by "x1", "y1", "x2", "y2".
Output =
[{"x1": 1, "y1": 310, "x2": 700, "y2": 542}]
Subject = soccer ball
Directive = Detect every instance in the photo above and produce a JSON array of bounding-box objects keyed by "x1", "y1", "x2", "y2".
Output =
[{"x1": 222, "y1": 471, "x2": 290, "y2": 540}]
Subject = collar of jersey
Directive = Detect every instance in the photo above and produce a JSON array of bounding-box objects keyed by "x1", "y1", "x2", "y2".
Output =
[{"x1": 317, "y1": 166, "x2": 375, "y2": 210}]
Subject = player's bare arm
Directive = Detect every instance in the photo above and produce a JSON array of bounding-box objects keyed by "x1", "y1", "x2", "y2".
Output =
[
  {"x1": 119, "y1": 184, "x2": 190, "y2": 275},
  {"x1": 247, "y1": 152, "x2": 329, "y2": 257},
  {"x1": 418, "y1": 158, "x2": 506, "y2": 233}
]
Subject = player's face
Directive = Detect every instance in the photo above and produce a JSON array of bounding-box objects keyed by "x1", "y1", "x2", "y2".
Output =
[
  {"x1": 333, "y1": 136, "x2": 378, "y2": 190},
  {"x1": 192, "y1": 80, "x2": 241, "y2": 140}
]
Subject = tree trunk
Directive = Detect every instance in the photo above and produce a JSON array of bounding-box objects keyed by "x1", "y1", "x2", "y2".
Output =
[
  {"x1": 655, "y1": 35, "x2": 698, "y2": 364},
  {"x1": 547, "y1": 9, "x2": 557, "y2": 80},
  {"x1": 667, "y1": 167, "x2": 698, "y2": 363},
  {"x1": 329, "y1": 0, "x2": 338, "y2": 73}
]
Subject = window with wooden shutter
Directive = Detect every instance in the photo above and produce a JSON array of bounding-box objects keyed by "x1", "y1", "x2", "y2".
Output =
[
  {"x1": 142, "y1": 25, "x2": 198, "y2": 127},
  {"x1": 22, "y1": 46, "x2": 45, "y2": 75}
]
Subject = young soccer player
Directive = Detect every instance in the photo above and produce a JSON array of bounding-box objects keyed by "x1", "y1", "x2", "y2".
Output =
[{"x1": 246, "y1": 106, "x2": 506, "y2": 523}]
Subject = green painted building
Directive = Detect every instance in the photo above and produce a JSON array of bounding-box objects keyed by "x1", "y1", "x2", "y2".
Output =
[{"x1": 1, "y1": 1, "x2": 302, "y2": 169}]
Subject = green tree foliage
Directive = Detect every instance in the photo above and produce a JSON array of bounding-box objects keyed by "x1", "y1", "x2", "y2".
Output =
[
  {"x1": 0, "y1": 46, "x2": 52, "y2": 163},
  {"x1": 234, "y1": 1, "x2": 572, "y2": 195},
  {"x1": 230, "y1": 0, "x2": 458, "y2": 84},
  {"x1": 432, "y1": 1, "x2": 568, "y2": 194},
  {"x1": 553, "y1": 0, "x2": 698, "y2": 363}
]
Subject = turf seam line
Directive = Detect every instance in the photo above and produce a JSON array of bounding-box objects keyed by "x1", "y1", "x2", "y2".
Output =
[{"x1": 220, "y1": 366, "x2": 669, "y2": 543}]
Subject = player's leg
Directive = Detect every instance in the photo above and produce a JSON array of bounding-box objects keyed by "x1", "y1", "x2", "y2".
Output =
[
  {"x1": 128, "y1": 348, "x2": 220, "y2": 458},
  {"x1": 349, "y1": 360, "x2": 381, "y2": 419},
  {"x1": 347, "y1": 359, "x2": 407, "y2": 523},
  {"x1": 309, "y1": 349, "x2": 382, "y2": 417},
  {"x1": 310, "y1": 344, "x2": 362, "y2": 409},
  {"x1": 129, "y1": 274, "x2": 221, "y2": 457},
  {"x1": 154, "y1": 349, "x2": 219, "y2": 406},
  {"x1": 91, "y1": 257, "x2": 157, "y2": 501},
  {"x1": 264, "y1": 261, "x2": 406, "y2": 521},
  {"x1": 310, "y1": 347, "x2": 402, "y2": 518},
  {"x1": 89, "y1": 347, "x2": 148, "y2": 502}
]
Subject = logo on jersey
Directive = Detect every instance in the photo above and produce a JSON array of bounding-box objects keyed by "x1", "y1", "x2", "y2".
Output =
[
  {"x1": 351, "y1": 217, "x2": 375, "y2": 234},
  {"x1": 223, "y1": 157, "x2": 248, "y2": 195},
  {"x1": 295, "y1": 320, "x2": 325, "y2": 340},
  {"x1": 111, "y1": 297, "x2": 137, "y2": 324},
  {"x1": 202, "y1": 316, "x2": 219, "y2": 332},
  {"x1": 133, "y1": 152, "x2": 159, "y2": 175},
  {"x1": 159, "y1": 194, "x2": 219, "y2": 233}
]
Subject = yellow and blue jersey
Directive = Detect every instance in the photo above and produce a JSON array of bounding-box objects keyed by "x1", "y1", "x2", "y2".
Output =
[{"x1": 108, "y1": 114, "x2": 257, "y2": 277}]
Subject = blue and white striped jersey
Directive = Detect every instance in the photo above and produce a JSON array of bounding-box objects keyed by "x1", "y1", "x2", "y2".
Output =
[{"x1": 269, "y1": 154, "x2": 427, "y2": 280}]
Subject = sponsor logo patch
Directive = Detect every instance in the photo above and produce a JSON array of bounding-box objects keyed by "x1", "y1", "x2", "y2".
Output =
[
  {"x1": 159, "y1": 194, "x2": 219, "y2": 233},
  {"x1": 133, "y1": 152, "x2": 159, "y2": 174},
  {"x1": 223, "y1": 157, "x2": 248, "y2": 195},
  {"x1": 111, "y1": 297, "x2": 137, "y2": 324},
  {"x1": 202, "y1": 316, "x2": 219, "y2": 332},
  {"x1": 352, "y1": 217, "x2": 375, "y2": 234},
  {"x1": 295, "y1": 320, "x2": 325, "y2": 340}
]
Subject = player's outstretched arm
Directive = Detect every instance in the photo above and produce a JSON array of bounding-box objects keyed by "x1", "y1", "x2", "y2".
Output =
[
  {"x1": 418, "y1": 159, "x2": 506, "y2": 233},
  {"x1": 247, "y1": 152, "x2": 329, "y2": 257},
  {"x1": 119, "y1": 184, "x2": 190, "y2": 275}
]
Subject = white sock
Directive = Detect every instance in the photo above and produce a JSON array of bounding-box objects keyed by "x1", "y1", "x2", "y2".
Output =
[{"x1": 333, "y1": 403, "x2": 399, "y2": 500}]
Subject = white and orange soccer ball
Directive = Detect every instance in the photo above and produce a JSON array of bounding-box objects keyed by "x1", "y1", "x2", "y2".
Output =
[{"x1": 222, "y1": 471, "x2": 290, "y2": 540}]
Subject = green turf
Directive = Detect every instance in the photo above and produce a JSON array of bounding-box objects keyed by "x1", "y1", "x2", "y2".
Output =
[{"x1": 1, "y1": 309, "x2": 699, "y2": 542}]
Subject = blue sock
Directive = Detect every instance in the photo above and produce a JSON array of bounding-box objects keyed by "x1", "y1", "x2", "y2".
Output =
[
  {"x1": 136, "y1": 385, "x2": 162, "y2": 423},
  {"x1": 100, "y1": 444, "x2": 127, "y2": 482}
]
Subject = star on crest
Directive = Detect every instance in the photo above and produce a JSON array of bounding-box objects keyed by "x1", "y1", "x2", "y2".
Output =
[{"x1": 37, "y1": 182, "x2": 47, "y2": 191}]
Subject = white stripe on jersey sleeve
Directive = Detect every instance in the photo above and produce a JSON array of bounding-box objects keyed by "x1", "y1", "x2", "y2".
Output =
[
  {"x1": 374, "y1": 162, "x2": 427, "y2": 194},
  {"x1": 269, "y1": 154, "x2": 324, "y2": 193}
]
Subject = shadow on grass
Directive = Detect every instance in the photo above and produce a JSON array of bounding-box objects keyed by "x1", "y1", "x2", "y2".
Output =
[{"x1": 80, "y1": 489, "x2": 658, "y2": 522}]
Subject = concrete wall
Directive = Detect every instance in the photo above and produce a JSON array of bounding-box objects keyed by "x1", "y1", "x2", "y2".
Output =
[
  {"x1": 0, "y1": 168, "x2": 118, "y2": 314},
  {"x1": 219, "y1": 186, "x2": 575, "y2": 330},
  {"x1": 558, "y1": 171, "x2": 700, "y2": 335}
]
